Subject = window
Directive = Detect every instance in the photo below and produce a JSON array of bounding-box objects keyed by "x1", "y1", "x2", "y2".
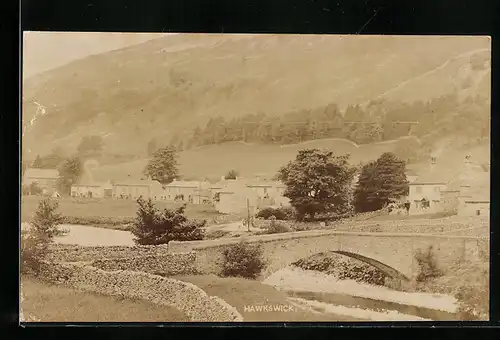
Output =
[
  {"x1": 416, "y1": 186, "x2": 422, "y2": 194},
  {"x1": 476, "y1": 210, "x2": 481, "y2": 216},
  {"x1": 434, "y1": 187, "x2": 440, "y2": 193}
]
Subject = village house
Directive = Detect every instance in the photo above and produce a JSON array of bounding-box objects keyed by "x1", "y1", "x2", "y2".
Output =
[
  {"x1": 162, "y1": 179, "x2": 212, "y2": 203},
  {"x1": 112, "y1": 179, "x2": 163, "y2": 200},
  {"x1": 71, "y1": 181, "x2": 113, "y2": 198},
  {"x1": 214, "y1": 180, "x2": 260, "y2": 214},
  {"x1": 23, "y1": 168, "x2": 59, "y2": 195},
  {"x1": 407, "y1": 155, "x2": 489, "y2": 216},
  {"x1": 211, "y1": 176, "x2": 290, "y2": 214},
  {"x1": 245, "y1": 179, "x2": 290, "y2": 208}
]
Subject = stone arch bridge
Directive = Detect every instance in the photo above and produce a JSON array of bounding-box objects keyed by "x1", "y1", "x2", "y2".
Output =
[{"x1": 169, "y1": 230, "x2": 488, "y2": 281}]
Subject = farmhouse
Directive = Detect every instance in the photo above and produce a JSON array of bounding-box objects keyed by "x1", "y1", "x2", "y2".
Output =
[
  {"x1": 408, "y1": 155, "x2": 489, "y2": 216},
  {"x1": 71, "y1": 181, "x2": 113, "y2": 198},
  {"x1": 214, "y1": 180, "x2": 260, "y2": 214},
  {"x1": 23, "y1": 168, "x2": 59, "y2": 194},
  {"x1": 112, "y1": 179, "x2": 163, "y2": 200},
  {"x1": 162, "y1": 180, "x2": 212, "y2": 203},
  {"x1": 212, "y1": 177, "x2": 290, "y2": 214}
]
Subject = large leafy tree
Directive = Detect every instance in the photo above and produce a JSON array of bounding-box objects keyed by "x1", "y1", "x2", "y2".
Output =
[
  {"x1": 353, "y1": 152, "x2": 409, "y2": 213},
  {"x1": 277, "y1": 149, "x2": 356, "y2": 220},
  {"x1": 131, "y1": 198, "x2": 205, "y2": 245},
  {"x1": 143, "y1": 146, "x2": 179, "y2": 185},
  {"x1": 56, "y1": 157, "x2": 83, "y2": 195}
]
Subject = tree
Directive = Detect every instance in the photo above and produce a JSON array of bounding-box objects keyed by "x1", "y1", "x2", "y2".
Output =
[
  {"x1": 143, "y1": 146, "x2": 179, "y2": 185},
  {"x1": 147, "y1": 138, "x2": 157, "y2": 157},
  {"x1": 353, "y1": 152, "x2": 409, "y2": 213},
  {"x1": 225, "y1": 169, "x2": 239, "y2": 180},
  {"x1": 32, "y1": 155, "x2": 42, "y2": 168},
  {"x1": 131, "y1": 198, "x2": 205, "y2": 245},
  {"x1": 77, "y1": 135, "x2": 104, "y2": 157},
  {"x1": 21, "y1": 198, "x2": 66, "y2": 274},
  {"x1": 56, "y1": 157, "x2": 83, "y2": 195},
  {"x1": 277, "y1": 149, "x2": 356, "y2": 220}
]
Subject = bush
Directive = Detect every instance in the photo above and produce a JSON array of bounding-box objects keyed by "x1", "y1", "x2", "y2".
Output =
[
  {"x1": 131, "y1": 197, "x2": 205, "y2": 245},
  {"x1": 205, "y1": 230, "x2": 231, "y2": 240},
  {"x1": 414, "y1": 246, "x2": 443, "y2": 283},
  {"x1": 259, "y1": 216, "x2": 292, "y2": 234},
  {"x1": 21, "y1": 198, "x2": 66, "y2": 275},
  {"x1": 256, "y1": 207, "x2": 295, "y2": 220},
  {"x1": 220, "y1": 241, "x2": 266, "y2": 279}
]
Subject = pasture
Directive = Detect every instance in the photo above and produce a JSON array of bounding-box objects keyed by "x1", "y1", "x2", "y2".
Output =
[
  {"x1": 21, "y1": 196, "x2": 223, "y2": 228},
  {"x1": 20, "y1": 277, "x2": 189, "y2": 322}
]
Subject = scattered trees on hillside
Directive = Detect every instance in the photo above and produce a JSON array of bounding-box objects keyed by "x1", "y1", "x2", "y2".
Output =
[
  {"x1": 277, "y1": 149, "x2": 356, "y2": 220},
  {"x1": 56, "y1": 157, "x2": 83, "y2": 195},
  {"x1": 77, "y1": 135, "x2": 104, "y2": 158},
  {"x1": 131, "y1": 198, "x2": 205, "y2": 245},
  {"x1": 143, "y1": 146, "x2": 179, "y2": 185},
  {"x1": 225, "y1": 169, "x2": 239, "y2": 180},
  {"x1": 182, "y1": 95, "x2": 489, "y2": 162},
  {"x1": 31, "y1": 150, "x2": 65, "y2": 169},
  {"x1": 353, "y1": 152, "x2": 409, "y2": 213}
]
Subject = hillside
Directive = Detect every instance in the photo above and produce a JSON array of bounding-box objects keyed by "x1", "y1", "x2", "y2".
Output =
[
  {"x1": 22, "y1": 34, "x2": 491, "y2": 157},
  {"x1": 91, "y1": 139, "x2": 490, "y2": 182}
]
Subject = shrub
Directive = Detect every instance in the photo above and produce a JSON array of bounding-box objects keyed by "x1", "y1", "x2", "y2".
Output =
[
  {"x1": 220, "y1": 241, "x2": 266, "y2": 279},
  {"x1": 256, "y1": 207, "x2": 295, "y2": 220},
  {"x1": 131, "y1": 197, "x2": 205, "y2": 245},
  {"x1": 21, "y1": 198, "x2": 66, "y2": 275},
  {"x1": 414, "y1": 246, "x2": 443, "y2": 282},
  {"x1": 260, "y1": 216, "x2": 292, "y2": 234},
  {"x1": 205, "y1": 230, "x2": 231, "y2": 240}
]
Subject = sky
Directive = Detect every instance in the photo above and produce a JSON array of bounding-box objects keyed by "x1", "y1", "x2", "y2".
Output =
[{"x1": 22, "y1": 31, "x2": 173, "y2": 79}]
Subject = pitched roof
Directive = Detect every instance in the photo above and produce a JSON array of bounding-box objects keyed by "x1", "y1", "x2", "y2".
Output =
[
  {"x1": 114, "y1": 179, "x2": 160, "y2": 187},
  {"x1": 166, "y1": 180, "x2": 209, "y2": 188},
  {"x1": 24, "y1": 168, "x2": 59, "y2": 179}
]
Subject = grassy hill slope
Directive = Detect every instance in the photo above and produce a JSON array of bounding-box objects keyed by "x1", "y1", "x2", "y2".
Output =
[
  {"x1": 92, "y1": 139, "x2": 490, "y2": 182},
  {"x1": 22, "y1": 35, "x2": 490, "y2": 156}
]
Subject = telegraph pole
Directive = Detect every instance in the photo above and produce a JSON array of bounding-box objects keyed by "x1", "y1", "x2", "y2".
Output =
[{"x1": 247, "y1": 198, "x2": 251, "y2": 232}]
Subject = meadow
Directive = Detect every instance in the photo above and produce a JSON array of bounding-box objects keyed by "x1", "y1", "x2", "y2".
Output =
[
  {"x1": 21, "y1": 196, "x2": 223, "y2": 229},
  {"x1": 21, "y1": 277, "x2": 189, "y2": 322}
]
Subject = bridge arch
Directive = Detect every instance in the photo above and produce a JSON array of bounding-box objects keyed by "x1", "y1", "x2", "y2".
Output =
[{"x1": 262, "y1": 249, "x2": 411, "y2": 283}]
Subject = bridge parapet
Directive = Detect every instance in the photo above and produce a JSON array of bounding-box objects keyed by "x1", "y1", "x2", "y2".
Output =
[{"x1": 168, "y1": 230, "x2": 488, "y2": 280}]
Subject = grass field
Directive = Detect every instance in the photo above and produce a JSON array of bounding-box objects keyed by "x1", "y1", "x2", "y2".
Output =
[
  {"x1": 173, "y1": 274, "x2": 363, "y2": 321},
  {"x1": 21, "y1": 196, "x2": 222, "y2": 228},
  {"x1": 20, "y1": 277, "x2": 189, "y2": 322}
]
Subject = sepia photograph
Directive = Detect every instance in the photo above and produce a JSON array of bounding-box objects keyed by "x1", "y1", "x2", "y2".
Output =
[{"x1": 20, "y1": 32, "x2": 490, "y2": 323}]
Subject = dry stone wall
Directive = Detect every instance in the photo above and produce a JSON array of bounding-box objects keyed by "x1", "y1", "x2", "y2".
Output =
[
  {"x1": 91, "y1": 253, "x2": 198, "y2": 276},
  {"x1": 40, "y1": 262, "x2": 243, "y2": 322},
  {"x1": 47, "y1": 244, "x2": 170, "y2": 263}
]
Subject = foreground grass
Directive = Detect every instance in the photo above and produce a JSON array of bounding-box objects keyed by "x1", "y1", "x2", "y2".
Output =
[
  {"x1": 21, "y1": 277, "x2": 189, "y2": 322},
  {"x1": 21, "y1": 196, "x2": 223, "y2": 230},
  {"x1": 173, "y1": 274, "x2": 363, "y2": 321}
]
